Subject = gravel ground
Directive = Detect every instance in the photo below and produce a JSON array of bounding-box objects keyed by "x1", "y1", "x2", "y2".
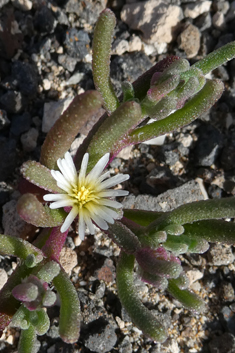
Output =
[{"x1": 1, "y1": 0, "x2": 235, "y2": 352}]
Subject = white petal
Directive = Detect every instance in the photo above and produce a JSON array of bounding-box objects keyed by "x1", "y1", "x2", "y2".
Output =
[
  {"x1": 93, "y1": 206, "x2": 114, "y2": 223},
  {"x1": 57, "y1": 158, "x2": 76, "y2": 185},
  {"x1": 86, "y1": 153, "x2": 110, "y2": 182},
  {"x1": 51, "y1": 170, "x2": 71, "y2": 192},
  {"x1": 64, "y1": 152, "x2": 77, "y2": 176},
  {"x1": 60, "y1": 207, "x2": 78, "y2": 233},
  {"x1": 43, "y1": 194, "x2": 68, "y2": 202},
  {"x1": 98, "y1": 199, "x2": 123, "y2": 209},
  {"x1": 84, "y1": 214, "x2": 95, "y2": 235},
  {"x1": 78, "y1": 153, "x2": 89, "y2": 185},
  {"x1": 99, "y1": 190, "x2": 129, "y2": 197},
  {"x1": 61, "y1": 157, "x2": 77, "y2": 185},
  {"x1": 91, "y1": 213, "x2": 108, "y2": 230},
  {"x1": 78, "y1": 212, "x2": 85, "y2": 240},
  {"x1": 100, "y1": 205, "x2": 118, "y2": 219},
  {"x1": 49, "y1": 199, "x2": 74, "y2": 209},
  {"x1": 97, "y1": 171, "x2": 110, "y2": 183},
  {"x1": 99, "y1": 174, "x2": 129, "y2": 190}
]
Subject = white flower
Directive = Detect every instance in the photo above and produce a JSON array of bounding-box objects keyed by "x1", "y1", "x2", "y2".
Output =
[{"x1": 43, "y1": 152, "x2": 129, "y2": 240}]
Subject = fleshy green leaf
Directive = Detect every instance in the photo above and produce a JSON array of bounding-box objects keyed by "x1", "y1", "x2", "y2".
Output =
[
  {"x1": 0, "y1": 234, "x2": 43, "y2": 265},
  {"x1": 37, "y1": 261, "x2": 60, "y2": 283},
  {"x1": 193, "y1": 40, "x2": 235, "y2": 75},
  {"x1": 21, "y1": 161, "x2": 61, "y2": 193},
  {"x1": 132, "y1": 56, "x2": 180, "y2": 102},
  {"x1": 136, "y1": 247, "x2": 182, "y2": 279},
  {"x1": 168, "y1": 279, "x2": 205, "y2": 312},
  {"x1": 116, "y1": 252, "x2": 167, "y2": 342},
  {"x1": 40, "y1": 91, "x2": 103, "y2": 169},
  {"x1": 29, "y1": 309, "x2": 50, "y2": 335},
  {"x1": 53, "y1": 267, "x2": 81, "y2": 343},
  {"x1": 87, "y1": 100, "x2": 142, "y2": 169},
  {"x1": 107, "y1": 221, "x2": 141, "y2": 253},
  {"x1": 92, "y1": 9, "x2": 119, "y2": 114},
  {"x1": 129, "y1": 79, "x2": 224, "y2": 144},
  {"x1": 123, "y1": 209, "x2": 164, "y2": 227},
  {"x1": 183, "y1": 219, "x2": 235, "y2": 244},
  {"x1": 17, "y1": 193, "x2": 66, "y2": 228},
  {"x1": 18, "y1": 324, "x2": 37, "y2": 353}
]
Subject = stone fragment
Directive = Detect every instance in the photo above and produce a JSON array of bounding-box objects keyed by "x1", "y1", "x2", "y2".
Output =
[
  {"x1": 2, "y1": 200, "x2": 34, "y2": 238},
  {"x1": 112, "y1": 39, "x2": 129, "y2": 55},
  {"x1": 11, "y1": 0, "x2": 32, "y2": 11},
  {"x1": 209, "y1": 332, "x2": 235, "y2": 353},
  {"x1": 0, "y1": 138, "x2": 17, "y2": 181},
  {"x1": 121, "y1": 0, "x2": 183, "y2": 44},
  {"x1": 178, "y1": 23, "x2": 201, "y2": 58},
  {"x1": 0, "y1": 91, "x2": 24, "y2": 114},
  {"x1": 209, "y1": 244, "x2": 234, "y2": 266},
  {"x1": 84, "y1": 321, "x2": 117, "y2": 353},
  {"x1": 212, "y1": 11, "x2": 225, "y2": 29},
  {"x1": 59, "y1": 247, "x2": 77, "y2": 275},
  {"x1": 21, "y1": 127, "x2": 39, "y2": 152},
  {"x1": 42, "y1": 97, "x2": 74, "y2": 133},
  {"x1": 34, "y1": 5, "x2": 56, "y2": 34},
  {"x1": 58, "y1": 54, "x2": 77, "y2": 72},
  {"x1": 184, "y1": 1, "x2": 212, "y2": 19},
  {"x1": 123, "y1": 180, "x2": 205, "y2": 212},
  {"x1": 128, "y1": 35, "x2": 142, "y2": 52},
  {"x1": 0, "y1": 109, "x2": 10, "y2": 130},
  {"x1": 64, "y1": 29, "x2": 90, "y2": 60},
  {"x1": 0, "y1": 268, "x2": 8, "y2": 290}
]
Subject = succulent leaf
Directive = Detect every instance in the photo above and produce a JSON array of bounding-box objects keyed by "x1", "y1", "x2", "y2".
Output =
[
  {"x1": 17, "y1": 193, "x2": 66, "y2": 228},
  {"x1": 168, "y1": 279, "x2": 205, "y2": 313},
  {"x1": 87, "y1": 100, "x2": 142, "y2": 168},
  {"x1": 116, "y1": 252, "x2": 167, "y2": 342},
  {"x1": 92, "y1": 9, "x2": 119, "y2": 113},
  {"x1": 40, "y1": 91, "x2": 103, "y2": 169},
  {"x1": 21, "y1": 161, "x2": 61, "y2": 193},
  {"x1": 129, "y1": 79, "x2": 224, "y2": 144},
  {"x1": 18, "y1": 324, "x2": 37, "y2": 353},
  {"x1": 136, "y1": 247, "x2": 182, "y2": 279},
  {"x1": 53, "y1": 267, "x2": 81, "y2": 343},
  {"x1": 107, "y1": 221, "x2": 141, "y2": 253},
  {"x1": 0, "y1": 234, "x2": 43, "y2": 265},
  {"x1": 183, "y1": 219, "x2": 235, "y2": 244}
]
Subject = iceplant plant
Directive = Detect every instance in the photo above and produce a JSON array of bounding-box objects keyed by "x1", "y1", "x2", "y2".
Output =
[
  {"x1": 2, "y1": 8, "x2": 235, "y2": 352},
  {"x1": 43, "y1": 151, "x2": 129, "y2": 240}
]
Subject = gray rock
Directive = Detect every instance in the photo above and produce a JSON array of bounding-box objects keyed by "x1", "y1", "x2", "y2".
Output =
[
  {"x1": 121, "y1": 0, "x2": 183, "y2": 44},
  {"x1": 209, "y1": 333, "x2": 235, "y2": 353},
  {"x1": 34, "y1": 5, "x2": 56, "y2": 34},
  {"x1": 11, "y1": 0, "x2": 32, "y2": 11},
  {"x1": 208, "y1": 244, "x2": 234, "y2": 266},
  {"x1": 220, "y1": 306, "x2": 235, "y2": 333},
  {"x1": 20, "y1": 127, "x2": 39, "y2": 152},
  {"x1": 0, "y1": 91, "x2": 25, "y2": 114},
  {"x1": 123, "y1": 180, "x2": 205, "y2": 212},
  {"x1": 184, "y1": 1, "x2": 212, "y2": 19},
  {"x1": 58, "y1": 54, "x2": 77, "y2": 72},
  {"x1": 0, "y1": 268, "x2": 8, "y2": 290},
  {"x1": 42, "y1": 97, "x2": 73, "y2": 133},
  {"x1": 84, "y1": 321, "x2": 117, "y2": 353},
  {"x1": 0, "y1": 0, "x2": 9, "y2": 8},
  {"x1": 194, "y1": 124, "x2": 224, "y2": 167},
  {"x1": 2, "y1": 200, "x2": 31, "y2": 237},
  {"x1": 0, "y1": 109, "x2": 10, "y2": 130},
  {"x1": 10, "y1": 112, "x2": 31, "y2": 138},
  {"x1": 0, "y1": 138, "x2": 17, "y2": 181},
  {"x1": 178, "y1": 23, "x2": 201, "y2": 58},
  {"x1": 64, "y1": 29, "x2": 90, "y2": 60},
  {"x1": 12, "y1": 61, "x2": 38, "y2": 98}
]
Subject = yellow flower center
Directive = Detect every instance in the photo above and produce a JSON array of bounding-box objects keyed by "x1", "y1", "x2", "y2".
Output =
[{"x1": 74, "y1": 185, "x2": 98, "y2": 208}]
